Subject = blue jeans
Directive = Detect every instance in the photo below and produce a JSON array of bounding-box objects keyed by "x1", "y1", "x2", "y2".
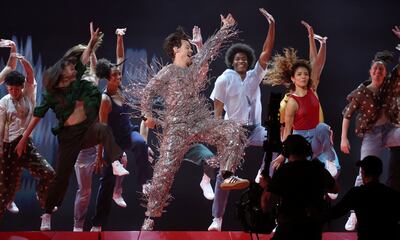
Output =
[
  {"x1": 293, "y1": 123, "x2": 340, "y2": 170},
  {"x1": 355, "y1": 123, "x2": 400, "y2": 186},
  {"x1": 73, "y1": 147, "x2": 124, "y2": 229},
  {"x1": 91, "y1": 131, "x2": 150, "y2": 227}
]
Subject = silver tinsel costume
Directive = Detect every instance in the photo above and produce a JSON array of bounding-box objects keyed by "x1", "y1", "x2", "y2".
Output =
[{"x1": 130, "y1": 25, "x2": 247, "y2": 230}]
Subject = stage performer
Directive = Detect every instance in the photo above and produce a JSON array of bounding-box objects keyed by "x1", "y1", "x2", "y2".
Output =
[
  {"x1": 207, "y1": 8, "x2": 275, "y2": 231},
  {"x1": 140, "y1": 14, "x2": 248, "y2": 230},
  {"x1": 265, "y1": 21, "x2": 340, "y2": 181},
  {"x1": 15, "y1": 23, "x2": 129, "y2": 231},
  {"x1": 0, "y1": 53, "x2": 55, "y2": 220},
  {"x1": 340, "y1": 26, "x2": 400, "y2": 230}
]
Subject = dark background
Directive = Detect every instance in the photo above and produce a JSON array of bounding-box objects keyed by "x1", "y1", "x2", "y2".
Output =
[{"x1": 0, "y1": 0, "x2": 398, "y2": 232}]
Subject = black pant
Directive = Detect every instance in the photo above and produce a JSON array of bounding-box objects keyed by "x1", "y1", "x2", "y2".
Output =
[
  {"x1": 44, "y1": 121, "x2": 122, "y2": 213},
  {"x1": 92, "y1": 131, "x2": 151, "y2": 227}
]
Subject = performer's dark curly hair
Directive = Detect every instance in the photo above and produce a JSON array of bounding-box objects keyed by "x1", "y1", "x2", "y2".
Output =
[
  {"x1": 372, "y1": 50, "x2": 394, "y2": 70},
  {"x1": 5, "y1": 70, "x2": 25, "y2": 86},
  {"x1": 224, "y1": 43, "x2": 256, "y2": 69},
  {"x1": 163, "y1": 26, "x2": 190, "y2": 60},
  {"x1": 96, "y1": 58, "x2": 113, "y2": 79}
]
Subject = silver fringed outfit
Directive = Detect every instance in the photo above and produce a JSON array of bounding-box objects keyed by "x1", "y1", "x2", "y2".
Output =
[{"x1": 139, "y1": 26, "x2": 247, "y2": 230}]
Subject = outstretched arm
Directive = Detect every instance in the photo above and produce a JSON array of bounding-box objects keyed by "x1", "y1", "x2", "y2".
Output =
[
  {"x1": 17, "y1": 54, "x2": 34, "y2": 85},
  {"x1": 302, "y1": 21, "x2": 327, "y2": 90},
  {"x1": 17, "y1": 54, "x2": 37, "y2": 104},
  {"x1": 81, "y1": 22, "x2": 102, "y2": 65},
  {"x1": 258, "y1": 8, "x2": 276, "y2": 69},
  {"x1": 0, "y1": 39, "x2": 17, "y2": 84},
  {"x1": 302, "y1": 21, "x2": 318, "y2": 64},
  {"x1": 116, "y1": 28, "x2": 126, "y2": 66}
]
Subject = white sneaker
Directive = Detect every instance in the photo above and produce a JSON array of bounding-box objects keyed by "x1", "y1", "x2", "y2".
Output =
[
  {"x1": 208, "y1": 217, "x2": 222, "y2": 231},
  {"x1": 90, "y1": 226, "x2": 102, "y2": 232},
  {"x1": 325, "y1": 160, "x2": 338, "y2": 178},
  {"x1": 255, "y1": 169, "x2": 262, "y2": 183},
  {"x1": 200, "y1": 175, "x2": 214, "y2": 200},
  {"x1": 327, "y1": 192, "x2": 338, "y2": 200},
  {"x1": 40, "y1": 213, "x2": 51, "y2": 231},
  {"x1": 113, "y1": 194, "x2": 127, "y2": 208},
  {"x1": 7, "y1": 201, "x2": 19, "y2": 214},
  {"x1": 112, "y1": 160, "x2": 129, "y2": 176},
  {"x1": 73, "y1": 227, "x2": 83, "y2": 232},
  {"x1": 345, "y1": 212, "x2": 357, "y2": 231},
  {"x1": 220, "y1": 176, "x2": 249, "y2": 190}
]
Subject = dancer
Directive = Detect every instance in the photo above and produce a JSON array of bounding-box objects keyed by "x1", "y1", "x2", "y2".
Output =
[
  {"x1": 340, "y1": 27, "x2": 400, "y2": 231},
  {"x1": 208, "y1": 8, "x2": 275, "y2": 231},
  {"x1": 15, "y1": 23, "x2": 129, "y2": 231},
  {"x1": 140, "y1": 14, "x2": 247, "y2": 230},
  {"x1": 0, "y1": 38, "x2": 20, "y2": 214},
  {"x1": 90, "y1": 28, "x2": 151, "y2": 231},
  {"x1": 0, "y1": 54, "x2": 55, "y2": 219},
  {"x1": 266, "y1": 21, "x2": 340, "y2": 180},
  {"x1": 73, "y1": 29, "x2": 135, "y2": 232}
]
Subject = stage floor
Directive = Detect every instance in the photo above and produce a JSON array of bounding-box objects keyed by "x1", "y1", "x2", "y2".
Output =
[{"x1": 0, "y1": 231, "x2": 357, "y2": 240}]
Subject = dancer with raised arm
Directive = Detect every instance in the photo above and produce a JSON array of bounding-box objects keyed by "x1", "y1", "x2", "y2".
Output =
[
  {"x1": 208, "y1": 8, "x2": 275, "y2": 231},
  {"x1": 140, "y1": 14, "x2": 247, "y2": 230},
  {"x1": 0, "y1": 54, "x2": 55, "y2": 220},
  {"x1": 265, "y1": 21, "x2": 340, "y2": 182},
  {"x1": 15, "y1": 23, "x2": 129, "y2": 231},
  {"x1": 90, "y1": 28, "x2": 152, "y2": 231}
]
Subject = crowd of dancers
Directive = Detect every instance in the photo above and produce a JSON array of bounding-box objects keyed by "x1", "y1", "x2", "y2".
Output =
[{"x1": 0, "y1": 8, "x2": 399, "y2": 238}]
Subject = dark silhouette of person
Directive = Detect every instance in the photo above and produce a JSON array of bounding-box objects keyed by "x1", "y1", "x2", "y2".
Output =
[
  {"x1": 329, "y1": 155, "x2": 400, "y2": 240},
  {"x1": 262, "y1": 134, "x2": 338, "y2": 240}
]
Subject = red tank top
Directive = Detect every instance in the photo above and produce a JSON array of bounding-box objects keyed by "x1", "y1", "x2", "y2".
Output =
[{"x1": 290, "y1": 90, "x2": 320, "y2": 130}]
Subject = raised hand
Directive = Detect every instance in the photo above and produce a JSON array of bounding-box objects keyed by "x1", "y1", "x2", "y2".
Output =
[
  {"x1": 314, "y1": 34, "x2": 328, "y2": 44},
  {"x1": 0, "y1": 39, "x2": 15, "y2": 48},
  {"x1": 116, "y1": 28, "x2": 127, "y2": 36},
  {"x1": 189, "y1": 26, "x2": 203, "y2": 49},
  {"x1": 392, "y1": 25, "x2": 400, "y2": 39},
  {"x1": 259, "y1": 8, "x2": 275, "y2": 24},
  {"x1": 301, "y1": 20, "x2": 315, "y2": 37},
  {"x1": 89, "y1": 22, "x2": 102, "y2": 47},
  {"x1": 220, "y1": 13, "x2": 236, "y2": 29}
]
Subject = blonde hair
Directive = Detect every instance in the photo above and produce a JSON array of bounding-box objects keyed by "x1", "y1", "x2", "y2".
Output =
[{"x1": 263, "y1": 48, "x2": 299, "y2": 87}]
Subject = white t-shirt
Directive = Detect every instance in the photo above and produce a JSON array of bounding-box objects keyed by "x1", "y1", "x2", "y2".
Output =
[
  {"x1": 210, "y1": 61, "x2": 267, "y2": 125},
  {"x1": 0, "y1": 79, "x2": 36, "y2": 147}
]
